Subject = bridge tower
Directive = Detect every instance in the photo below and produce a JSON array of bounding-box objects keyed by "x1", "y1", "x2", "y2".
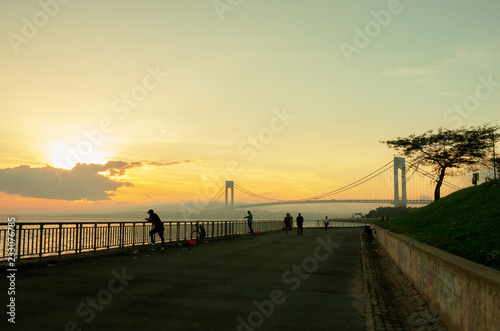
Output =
[
  {"x1": 225, "y1": 181, "x2": 234, "y2": 209},
  {"x1": 393, "y1": 157, "x2": 407, "y2": 207}
]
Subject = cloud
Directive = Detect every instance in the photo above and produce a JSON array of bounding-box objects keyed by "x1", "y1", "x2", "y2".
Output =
[
  {"x1": 452, "y1": 39, "x2": 500, "y2": 66},
  {"x1": 147, "y1": 160, "x2": 196, "y2": 167},
  {"x1": 91, "y1": 160, "x2": 143, "y2": 176},
  {"x1": 0, "y1": 159, "x2": 194, "y2": 201},
  {"x1": 384, "y1": 39, "x2": 500, "y2": 79},
  {"x1": 0, "y1": 163, "x2": 133, "y2": 201}
]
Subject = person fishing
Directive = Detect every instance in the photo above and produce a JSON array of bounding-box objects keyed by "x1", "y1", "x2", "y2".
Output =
[
  {"x1": 145, "y1": 209, "x2": 165, "y2": 251},
  {"x1": 244, "y1": 210, "x2": 254, "y2": 234}
]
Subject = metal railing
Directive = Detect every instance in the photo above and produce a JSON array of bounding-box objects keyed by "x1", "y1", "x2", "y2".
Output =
[
  {"x1": 0, "y1": 220, "x2": 283, "y2": 261},
  {"x1": 302, "y1": 219, "x2": 369, "y2": 228}
]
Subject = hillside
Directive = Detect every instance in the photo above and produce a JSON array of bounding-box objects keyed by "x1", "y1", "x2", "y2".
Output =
[{"x1": 374, "y1": 181, "x2": 500, "y2": 271}]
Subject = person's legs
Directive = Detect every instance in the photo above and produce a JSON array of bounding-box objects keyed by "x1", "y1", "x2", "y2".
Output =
[
  {"x1": 158, "y1": 227, "x2": 165, "y2": 247},
  {"x1": 149, "y1": 228, "x2": 157, "y2": 243}
]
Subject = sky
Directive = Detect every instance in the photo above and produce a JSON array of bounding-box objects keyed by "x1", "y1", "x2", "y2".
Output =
[{"x1": 1, "y1": 0, "x2": 499, "y2": 217}]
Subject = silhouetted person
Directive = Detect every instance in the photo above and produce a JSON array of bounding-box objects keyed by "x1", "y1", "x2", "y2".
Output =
[
  {"x1": 244, "y1": 211, "x2": 254, "y2": 233},
  {"x1": 199, "y1": 224, "x2": 206, "y2": 240},
  {"x1": 145, "y1": 209, "x2": 165, "y2": 251},
  {"x1": 296, "y1": 213, "x2": 304, "y2": 235},
  {"x1": 284, "y1": 213, "x2": 292, "y2": 235},
  {"x1": 324, "y1": 216, "x2": 329, "y2": 230},
  {"x1": 365, "y1": 226, "x2": 374, "y2": 242}
]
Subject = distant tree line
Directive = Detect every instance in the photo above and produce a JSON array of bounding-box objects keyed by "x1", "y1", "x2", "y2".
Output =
[{"x1": 364, "y1": 206, "x2": 419, "y2": 219}]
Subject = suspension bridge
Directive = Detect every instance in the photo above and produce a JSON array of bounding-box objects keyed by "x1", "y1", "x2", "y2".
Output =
[{"x1": 206, "y1": 157, "x2": 462, "y2": 210}]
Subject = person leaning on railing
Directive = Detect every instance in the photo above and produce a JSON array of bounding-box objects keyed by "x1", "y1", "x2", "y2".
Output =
[{"x1": 145, "y1": 209, "x2": 165, "y2": 251}]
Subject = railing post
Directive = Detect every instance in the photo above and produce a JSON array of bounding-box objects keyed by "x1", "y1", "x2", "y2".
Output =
[
  {"x1": 72, "y1": 224, "x2": 76, "y2": 254},
  {"x1": 119, "y1": 222, "x2": 124, "y2": 248},
  {"x1": 94, "y1": 223, "x2": 98, "y2": 252},
  {"x1": 74, "y1": 223, "x2": 78, "y2": 253},
  {"x1": 58, "y1": 224, "x2": 63, "y2": 256},
  {"x1": 168, "y1": 222, "x2": 172, "y2": 242},
  {"x1": 16, "y1": 223, "x2": 22, "y2": 261},
  {"x1": 107, "y1": 223, "x2": 111, "y2": 251},
  {"x1": 142, "y1": 222, "x2": 145, "y2": 244},
  {"x1": 132, "y1": 223, "x2": 136, "y2": 247},
  {"x1": 38, "y1": 224, "x2": 44, "y2": 258},
  {"x1": 78, "y1": 223, "x2": 83, "y2": 254}
]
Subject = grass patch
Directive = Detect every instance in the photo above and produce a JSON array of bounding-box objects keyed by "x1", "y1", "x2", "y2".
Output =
[{"x1": 374, "y1": 181, "x2": 500, "y2": 271}]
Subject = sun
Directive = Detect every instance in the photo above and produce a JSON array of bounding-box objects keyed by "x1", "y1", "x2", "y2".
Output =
[{"x1": 48, "y1": 143, "x2": 111, "y2": 170}]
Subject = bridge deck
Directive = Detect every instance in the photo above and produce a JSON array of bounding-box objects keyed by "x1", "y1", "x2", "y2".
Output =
[{"x1": 5, "y1": 228, "x2": 365, "y2": 330}]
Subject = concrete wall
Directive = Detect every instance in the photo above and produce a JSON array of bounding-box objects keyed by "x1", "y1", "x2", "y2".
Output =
[{"x1": 372, "y1": 225, "x2": 500, "y2": 331}]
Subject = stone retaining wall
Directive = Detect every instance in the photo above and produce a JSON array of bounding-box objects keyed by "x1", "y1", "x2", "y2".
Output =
[{"x1": 372, "y1": 225, "x2": 500, "y2": 331}]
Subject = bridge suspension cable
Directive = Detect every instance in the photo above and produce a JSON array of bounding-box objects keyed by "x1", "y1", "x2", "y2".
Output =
[
  {"x1": 234, "y1": 160, "x2": 394, "y2": 202},
  {"x1": 234, "y1": 183, "x2": 285, "y2": 202},
  {"x1": 298, "y1": 160, "x2": 393, "y2": 200},
  {"x1": 406, "y1": 163, "x2": 462, "y2": 190},
  {"x1": 207, "y1": 183, "x2": 225, "y2": 207}
]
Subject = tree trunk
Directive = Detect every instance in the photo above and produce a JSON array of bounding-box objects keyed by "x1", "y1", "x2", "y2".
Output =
[{"x1": 434, "y1": 167, "x2": 446, "y2": 201}]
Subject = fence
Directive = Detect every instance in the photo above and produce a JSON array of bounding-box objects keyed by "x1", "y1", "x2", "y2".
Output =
[
  {"x1": 0, "y1": 219, "x2": 283, "y2": 262},
  {"x1": 303, "y1": 219, "x2": 368, "y2": 228}
]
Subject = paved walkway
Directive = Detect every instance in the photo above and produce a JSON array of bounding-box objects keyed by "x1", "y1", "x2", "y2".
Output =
[
  {"x1": 361, "y1": 236, "x2": 447, "y2": 331},
  {"x1": 3, "y1": 228, "x2": 366, "y2": 331}
]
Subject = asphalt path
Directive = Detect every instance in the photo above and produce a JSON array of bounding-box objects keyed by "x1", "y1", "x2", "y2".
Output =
[{"x1": 2, "y1": 228, "x2": 365, "y2": 331}]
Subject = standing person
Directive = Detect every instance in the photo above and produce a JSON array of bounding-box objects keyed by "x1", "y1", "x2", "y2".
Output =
[
  {"x1": 284, "y1": 213, "x2": 292, "y2": 235},
  {"x1": 324, "y1": 216, "x2": 329, "y2": 230},
  {"x1": 145, "y1": 209, "x2": 165, "y2": 251},
  {"x1": 244, "y1": 211, "x2": 254, "y2": 234},
  {"x1": 296, "y1": 213, "x2": 304, "y2": 236}
]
